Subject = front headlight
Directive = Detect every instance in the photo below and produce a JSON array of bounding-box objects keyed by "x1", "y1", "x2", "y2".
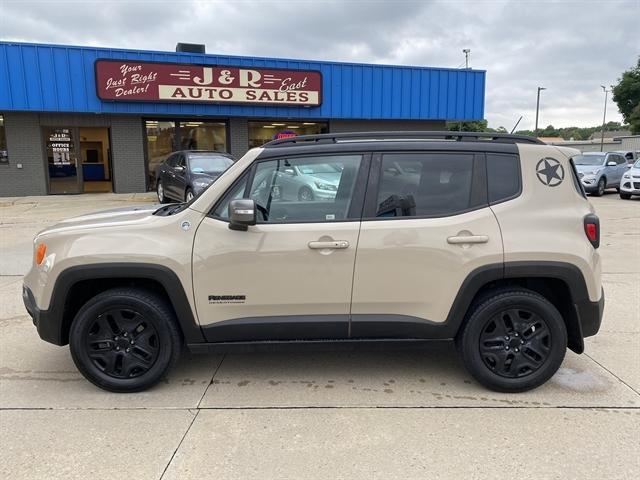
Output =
[
  {"x1": 192, "y1": 179, "x2": 211, "y2": 190},
  {"x1": 622, "y1": 173, "x2": 631, "y2": 179},
  {"x1": 315, "y1": 181, "x2": 337, "y2": 191}
]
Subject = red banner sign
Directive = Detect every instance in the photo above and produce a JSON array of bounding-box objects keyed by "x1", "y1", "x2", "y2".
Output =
[{"x1": 95, "y1": 59, "x2": 322, "y2": 107}]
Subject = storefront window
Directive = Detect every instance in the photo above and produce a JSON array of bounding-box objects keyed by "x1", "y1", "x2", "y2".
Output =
[
  {"x1": 145, "y1": 120, "x2": 176, "y2": 186},
  {"x1": 145, "y1": 119, "x2": 228, "y2": 188},
  {"x1": 0, "y1": 115, "x2": 8, "y2": 164},
  {"x1": 248, "y1": 121, "x2": 328, "y2": 149},
  {"x1": 44, "y1": 127, "x2": 81, "y2": 194},
  {"x1": 179, "y1": 121, "x2": 227, "y2": 151}
]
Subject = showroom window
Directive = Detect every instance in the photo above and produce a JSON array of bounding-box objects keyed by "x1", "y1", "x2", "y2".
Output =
[
  {"x1": 248, "y1": 121, "x2": 328, "y2": 148},
  {"x1": 0, "y1": 115, "x2": 8, "y2": 165},
  {"x1": 145, "y1": 119, "x2": 228, "y2": 188}
]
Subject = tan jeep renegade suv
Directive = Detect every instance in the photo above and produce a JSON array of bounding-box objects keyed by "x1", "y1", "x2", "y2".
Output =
[{"x1": 23, "y1": 132, "x2": 604, "y2": 393}]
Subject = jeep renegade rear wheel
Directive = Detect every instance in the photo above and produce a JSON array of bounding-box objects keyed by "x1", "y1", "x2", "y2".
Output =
[
  {"x1": 69, "y1": 288, "x2": 182, "y2": 392},
  {"x1": 458, "y1": 289, "x2": 567, "y2": 392}
]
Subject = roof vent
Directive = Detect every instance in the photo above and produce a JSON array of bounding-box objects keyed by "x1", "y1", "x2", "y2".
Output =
[{"x1": 176, "y1": 43, "x2": 205, "y2": 54}]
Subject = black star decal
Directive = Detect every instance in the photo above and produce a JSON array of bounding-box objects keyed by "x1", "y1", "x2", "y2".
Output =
[{"x1": 536, "y1": 158, "x2": 565, "y2": 187}]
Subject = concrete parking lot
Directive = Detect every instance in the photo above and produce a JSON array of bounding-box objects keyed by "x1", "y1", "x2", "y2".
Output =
[{"x1": 1, "y1": 193, "x2": 639, "y2": 479}]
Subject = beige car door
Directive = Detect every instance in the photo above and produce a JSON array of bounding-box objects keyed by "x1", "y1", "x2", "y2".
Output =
[
  {"x1": 350, "y1": 152, "x2": 503, "y2": 337},
  {"x1": 192, "y1": 153, "x2": 368, "y2": 342}
]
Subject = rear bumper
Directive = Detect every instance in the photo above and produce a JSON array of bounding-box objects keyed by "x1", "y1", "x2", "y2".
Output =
[
  {"x1": 23, "y1": 285, "x2": 65, "y2": 346},
  {"x1": 577, "y1": 287, "x2": 604, "y2": 338}
]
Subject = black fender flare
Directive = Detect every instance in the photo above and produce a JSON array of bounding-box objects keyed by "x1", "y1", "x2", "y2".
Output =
[{"x1": 44, "y1": 263, "x2": 205, "y2": 345}]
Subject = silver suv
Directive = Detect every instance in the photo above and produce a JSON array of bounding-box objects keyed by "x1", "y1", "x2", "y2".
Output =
[{"x1": 23, "y1": 132, "x2": 604, "y2": 393}]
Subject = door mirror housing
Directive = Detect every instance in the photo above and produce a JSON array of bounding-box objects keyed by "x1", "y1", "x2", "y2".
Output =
[
  {"x1": 228, "y1": 199, "x2": 257, "y2": 231},
  {"x1": 606, "y1": 161, "x2": 617, "y2": 167}
]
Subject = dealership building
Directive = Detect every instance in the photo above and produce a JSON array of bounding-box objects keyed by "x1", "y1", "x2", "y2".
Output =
[{"x1": 0, "y1": 41, "x2": 486, "y2": 196}]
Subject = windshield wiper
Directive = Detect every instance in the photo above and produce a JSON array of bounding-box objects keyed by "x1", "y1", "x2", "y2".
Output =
[{"x1": 153, "y1": 203, "x2": 188, "y2": 216}]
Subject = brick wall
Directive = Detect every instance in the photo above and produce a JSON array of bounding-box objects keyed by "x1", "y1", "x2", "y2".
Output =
[
  {"x1": 109, "y1": 116, "x2": 146, "y2": 193},
  {"x1": 229, "y1": 117, "x2": 249, "y2": 159},
  {"x1": 1, "y1": 112, "x2": 47, "y2": 197}
]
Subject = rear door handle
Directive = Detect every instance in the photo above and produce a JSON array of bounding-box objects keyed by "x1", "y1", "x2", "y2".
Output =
[
  {"x1": 308, "y1": 240, "x2": 350, "y2": 249},
  {"x1": 447, "y1": 235, "x2": 489, "y2": 244}
]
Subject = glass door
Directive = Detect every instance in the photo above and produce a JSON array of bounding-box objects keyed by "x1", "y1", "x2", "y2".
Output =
[{"x1": 44, "y1": 127, "x2": 82, "y2": 194}]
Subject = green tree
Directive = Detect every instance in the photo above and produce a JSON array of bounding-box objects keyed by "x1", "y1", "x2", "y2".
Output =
[
  {"x1": 447, "y1": 120, "x2": 489, "y2": 132},
  {"x1": 612, "y1": 58, "x2": 640, "y2": 134}
]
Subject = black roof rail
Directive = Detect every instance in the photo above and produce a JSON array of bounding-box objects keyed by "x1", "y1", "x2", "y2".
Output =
[{"x1": 263, "y1": 131, "x2": 545, "y2": 147}]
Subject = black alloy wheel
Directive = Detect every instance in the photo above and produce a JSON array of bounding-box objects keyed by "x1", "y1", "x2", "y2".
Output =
[
  {"x1": 479, "y1": 308, "x2": 551, "y2": 379},
  {"x1": 458, "y1": 288, "x2": 567, "y2": 392},
  {"x1": 84, "y1": 307, "x2": 160, "y2": 379},
  {"x1": 157, "y1": 180, "x2": 170, "y2": 203},
  {"x1": 69, "y1": 288, "x2": 182, "y2": 392}
]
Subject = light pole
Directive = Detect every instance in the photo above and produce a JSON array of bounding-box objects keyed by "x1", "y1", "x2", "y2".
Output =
[
  {"x1": 534, "y1": 86, "x2": 546, "y2": 137},
  {"x1": 462, "y1": 49, "x2": 470, "y2": 69},
  {"x1": 600, "y1": 85, "x2": 609, "y2": 152}
]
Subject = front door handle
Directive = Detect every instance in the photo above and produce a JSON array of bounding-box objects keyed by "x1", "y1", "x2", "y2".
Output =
[
  {"x1": 447, "y1": 235, "x2": 489, "y2": 245},
  {"x1": 308, "y1": 240, "x2": 350, "y2": 249}
]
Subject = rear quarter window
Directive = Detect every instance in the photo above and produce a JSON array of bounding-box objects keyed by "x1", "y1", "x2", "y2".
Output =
[{"x1": 486, "y1": 153, "x2": 521, "y2": 204}]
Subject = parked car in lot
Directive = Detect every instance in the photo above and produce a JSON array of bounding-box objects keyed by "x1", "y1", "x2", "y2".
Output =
[
  {"x1": 573, "y1": 151, "x2": 629, "y2": 196},
  {"x1": 23, "y1": 131, "x2": 604, "y2": 393},
  {"x1": 612, "y1": 150, "x2": 638, "y2": 164},
  {"x1": 155, "y1": 150, "x2": 234, "y2": 203},
  {"x1": 619, "y1": 158, "x2": 640, "y2": 199},
  {"x1": 263, "y1": 162, "x2": 343, "y2": 201}
]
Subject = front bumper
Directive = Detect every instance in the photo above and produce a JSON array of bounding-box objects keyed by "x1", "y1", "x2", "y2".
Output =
[
  {"x1": 620, "y1": 179, "x2": 640, "y2": 195},
  {"x1": 579, "y1": 176, "x2": 600, "y2": 192},
  {"x1": 23, "y1": 285, "x2": 65, "y2": 346}
]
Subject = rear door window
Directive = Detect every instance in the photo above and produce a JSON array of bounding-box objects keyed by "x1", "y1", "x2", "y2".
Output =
[
  {"x1": 372, "y1": 153, "x2": 484, "y2": 218},
  {"x1": 486, "y1": 153, "x2": 521, "y2": 204}
]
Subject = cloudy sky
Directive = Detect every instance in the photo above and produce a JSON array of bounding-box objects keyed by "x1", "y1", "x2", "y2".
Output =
[{"x1": 1, "y1": 0, "x2": 637, "y2": 130}]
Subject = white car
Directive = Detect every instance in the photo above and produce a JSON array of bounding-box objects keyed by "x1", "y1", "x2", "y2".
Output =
[{"x1": 619, "y1": 159, "x2": 640, "y2": 199}]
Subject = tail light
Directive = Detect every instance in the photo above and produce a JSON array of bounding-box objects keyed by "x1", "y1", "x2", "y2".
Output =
[{"x1": 584, "y1": 214, "x2": 600, "y2": 249}]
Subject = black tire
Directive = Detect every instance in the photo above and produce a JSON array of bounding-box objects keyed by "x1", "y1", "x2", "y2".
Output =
[
  {"x1": 69, "y1": 288, "x2": 182, "y2": 392},
  {"x1": 620, "y1": 192, "x2": 632, "y2": 199},
  {"x1": 592, "y1": 177, "x2": 606, "y2": 197},
  {"x1": 298, "y1": 186, "x2": 314, "y2": 201},
  {"x1": 157, "y1": 180, "x2": 170, "y2": 204},
  {"x1": 457, "y1": 288, "x2": 567, "y2": 392}
]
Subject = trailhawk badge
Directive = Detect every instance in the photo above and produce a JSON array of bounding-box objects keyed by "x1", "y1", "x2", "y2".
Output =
[{"x1": 536, "y1": 157, "x2": 565, "y2": 187}]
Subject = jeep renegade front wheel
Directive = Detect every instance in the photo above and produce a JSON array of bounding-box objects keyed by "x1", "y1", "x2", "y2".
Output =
[
  {"x1": 69, "y1": 288, "x2": 182, "y2": 392},
  {"x1": 458, "y1": 289, "x2": 567, "y2": 392}
]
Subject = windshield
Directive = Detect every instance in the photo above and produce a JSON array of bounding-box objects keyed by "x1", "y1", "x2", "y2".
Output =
[
  {"x1": 634, "y1": 159, "x2": 640, "y2": 169},
  {"x1": 189, "y1": 154, "x2": 233, "y2": 173},
  {"x1": 573, "y1": 154, "x2": 605, "y2": 166}
]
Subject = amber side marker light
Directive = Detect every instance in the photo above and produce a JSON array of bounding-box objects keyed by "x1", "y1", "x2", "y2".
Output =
[{"x1": 35, "y1": 243, "x2": 47, "y2": 265}]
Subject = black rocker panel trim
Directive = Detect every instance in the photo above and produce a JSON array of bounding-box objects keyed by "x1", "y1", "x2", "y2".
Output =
[
  {"x1": 201, "y1": 315, "x2": 348, "y2": 342},
  {"x1": 35, "y1": 263, "x2": 205, "y2": 346}
]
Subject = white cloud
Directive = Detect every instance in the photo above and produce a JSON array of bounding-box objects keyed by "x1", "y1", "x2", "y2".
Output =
[{"x1": 1, "y1": 0, "x2": 637, "y2": 129}]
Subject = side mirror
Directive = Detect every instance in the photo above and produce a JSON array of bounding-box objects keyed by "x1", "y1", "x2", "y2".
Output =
[
  {"x1": 228, "y1": 199, "x2": 256, "y2": 231},
  {"x1": 606, "y1": 161, "x2": 617, "y2": 166}
]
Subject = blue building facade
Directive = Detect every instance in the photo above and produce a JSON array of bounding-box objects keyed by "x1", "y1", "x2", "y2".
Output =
[{"x1": 0, "y1": 41, "x2": 486, "y2": 196}]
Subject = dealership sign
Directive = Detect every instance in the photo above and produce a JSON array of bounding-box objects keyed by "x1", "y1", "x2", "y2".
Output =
[{"x1": 95, "y1": 59, "x2": 322, "y2": 107}]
